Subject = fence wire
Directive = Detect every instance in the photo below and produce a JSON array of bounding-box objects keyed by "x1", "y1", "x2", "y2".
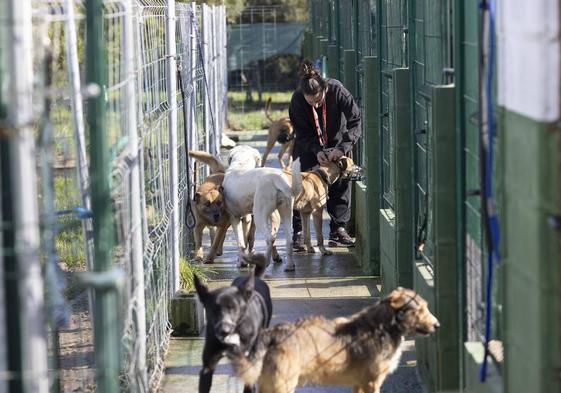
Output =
[{"x1": 1, "y1": 0, "x2": 226, "y2": 391}]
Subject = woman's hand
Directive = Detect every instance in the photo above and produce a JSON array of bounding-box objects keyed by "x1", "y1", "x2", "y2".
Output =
[{"x1": 317, "y1": 151, "x2": 330, "y2": 165}]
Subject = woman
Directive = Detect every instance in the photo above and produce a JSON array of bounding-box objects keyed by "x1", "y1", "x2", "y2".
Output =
[{"x1": 289, "y1": 59, "x2": 362, "y2": 248}]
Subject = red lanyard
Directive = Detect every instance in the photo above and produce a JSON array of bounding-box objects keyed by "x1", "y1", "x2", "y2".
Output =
[{"x1": 312, "y1": 102, "x2": 327, "y2": 147}]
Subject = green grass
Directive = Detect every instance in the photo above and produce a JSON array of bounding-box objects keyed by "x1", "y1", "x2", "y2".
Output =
[
  {"x1": 227, "y1": 90, "x2": 293, "y2": 131},
  {"x1": 179, "y1": 257, "x2": 216, "y2": 292},
  {"x1": 52, "y1": 176, "x2": 86, "y2": 270}
]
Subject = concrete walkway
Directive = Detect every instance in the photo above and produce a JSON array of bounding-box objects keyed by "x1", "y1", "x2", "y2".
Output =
[{"x1": 159, "y1": 130, "x2": 425, "y2": 393}]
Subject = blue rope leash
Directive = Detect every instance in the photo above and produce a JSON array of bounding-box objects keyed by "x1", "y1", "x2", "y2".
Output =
[
  {"x1": 55, "y1": 206, "x2": 93, "y2": 219},
  {"x1": 480, "y1": 0, "x2": 501, "y2": 382}
]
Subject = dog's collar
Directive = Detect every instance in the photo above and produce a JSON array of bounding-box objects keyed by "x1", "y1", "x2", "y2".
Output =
[
  {"x1": 390, "y1": 292, "x2": 420, "y2": 332},
  {"x1": 312, "y1": 167, "x2": 331, "y2": 186}
]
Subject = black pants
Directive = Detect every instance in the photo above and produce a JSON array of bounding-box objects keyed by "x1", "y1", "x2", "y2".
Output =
[{"x1": 292, "y1": 153, "x2": 352, "y2": 238}]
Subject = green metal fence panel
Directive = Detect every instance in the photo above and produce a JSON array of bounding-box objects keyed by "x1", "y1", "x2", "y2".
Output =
[
  {"x1": 326, "y1": 44, "x2": 340, "y2": 78},
  {"x1": 412, "y1": 0, "x2": 453, "y2": 269},
  {"x1": 379, "y1": 67, "x2": 413, "y2": 291},
  {"x1": 361, "y1": 56, "x2": 381, "y2": 274},
  {"x1": 502, "y1": 113, "x2": 560, "y2": 393},
  {"x1": 458, "y1": 0, "x2": 486, "y2": 346},
  {"x1": 415, "y1": 85, "x2": 459, "y2": 391},
  {"x1": 380, "y1": 0, "x2": 408, "y2": 71}
]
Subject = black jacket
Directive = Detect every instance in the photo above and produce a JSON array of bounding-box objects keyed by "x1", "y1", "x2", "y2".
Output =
[{"x1": 289, "y1": 78, "x2": 361, "y2": 169}]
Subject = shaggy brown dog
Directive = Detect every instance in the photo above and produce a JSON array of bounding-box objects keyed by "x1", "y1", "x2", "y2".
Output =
[
  {"x1": 233, "y1": 286, "x2": 440, "y2": 393},
  {"x1": 283, "y1": 156, "x2": 357, "y2": 255},
  {"x1": 261, "y1": 97, "x2": 294, "y2": 169}
]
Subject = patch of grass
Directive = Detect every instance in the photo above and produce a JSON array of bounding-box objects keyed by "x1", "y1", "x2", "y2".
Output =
[
  {"x1": 179, "y1": 257, "x2": 216, "y2": 293},
  {"x1": 227, "y1": 90, "x2": 293, "y2": 131}
]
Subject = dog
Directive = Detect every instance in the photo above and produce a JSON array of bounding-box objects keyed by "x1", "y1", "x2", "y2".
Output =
[
  {"x1": 194, "y1": 253, "x2": 272, "y2": 393},
  {"x1": 261, "y1": 97, "x2": 294, "y2": 169},
  {"x1": 284, "y1": 155, "x2": 359, "y2": 255},
  {"x1": 189, "y1": 149, "x2": 283, "y2": 264},
  {"x1": 233, "y1": 286, "x2": 440, "y2": 393},
  {"x1": 188, "y1": 150, "x2": 230, "y2": 263},
  {"x1": 223, "y1": 145, "x2": 302, "y2": 271}
]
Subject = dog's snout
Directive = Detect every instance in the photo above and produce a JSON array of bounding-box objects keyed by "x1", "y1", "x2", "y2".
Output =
[
  {"x1": 216, "y1": 322, "x2": 235, "y2": 337},
  {"x1": 433, "y1": 319, "x2": 441, "y2": 329},
  {"x1": 213, "y1": 213, "x2": 220, "y2": 222}
]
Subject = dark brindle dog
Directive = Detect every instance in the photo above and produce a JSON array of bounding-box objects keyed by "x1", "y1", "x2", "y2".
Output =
[
  {"x1": 194, "y1": 253, "x2": 272, "y2": 393},
  {"x1": 233, "y1": 286, "x2": 440, "y2": 393}
]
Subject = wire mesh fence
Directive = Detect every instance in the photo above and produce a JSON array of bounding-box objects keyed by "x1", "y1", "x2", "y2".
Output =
[{"x1": 1, "y1": 0, "x2": 226, "y2": 391}]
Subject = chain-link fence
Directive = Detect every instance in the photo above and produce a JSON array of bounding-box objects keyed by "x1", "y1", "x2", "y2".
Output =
[{"x1": 0, "y1": 0, "x2": 226, "y2": 391}]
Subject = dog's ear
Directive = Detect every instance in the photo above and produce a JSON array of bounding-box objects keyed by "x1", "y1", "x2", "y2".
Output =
[
  {"x1": 193, "y1": 192, "x2": 201, "y2": 202},
  {"x1": 194, "y1": 274, "x2": 209, "y2": 303},
  {"x1": 239, "y1": 275, "x2": 254, "y2": 301},
  {"x1": 384, "y1": 287, "x2": 408, "y2": 309}
]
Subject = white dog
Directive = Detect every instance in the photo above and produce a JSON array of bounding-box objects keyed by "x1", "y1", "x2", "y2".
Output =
[{"x1": 223, "y1": 145, "x2": 302, "y2": 271}]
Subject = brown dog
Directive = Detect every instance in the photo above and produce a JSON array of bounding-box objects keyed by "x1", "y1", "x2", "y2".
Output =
[
  {"x1": 188, "y1": 150, "x2": 230, "y2": 263},
  {"x1": 233, "y1": 286, "x2": 440, "y2": 393},
  {"x1": 261, "y1": 97, "x2": 294, "y2": 169},
  {"x1": 283, "y1": 156, "x2": 357, "y2": 255}
]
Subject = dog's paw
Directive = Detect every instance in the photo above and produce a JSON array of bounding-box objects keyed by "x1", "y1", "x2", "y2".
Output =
[
  {"x1": 273, "y1": 255, "x2": 283, "y2": 264},
  {"x1": 306, "y1": 246, "x2": 317, "y2": 254},
  {"x1": 203, "y1": 257, "x2": 215, "y2": 264},
  {"x1": 284, "y1": 264, "x2": 295, "y2": 272},
  {"x1": 320, "y1": 248, "x2": 333, "y2": 256},
  {"x1": 194, "y1": 253, "x2": 203, "y2": 262}
]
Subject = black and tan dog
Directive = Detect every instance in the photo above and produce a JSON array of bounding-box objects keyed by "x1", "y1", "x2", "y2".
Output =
[
  {"x1": 283, "y1": 155, "x2": 359, "y2": 255},
  {"x1": 261, "y1": 97, "x2": 294, "y2": 169},
  {"x1": 233, "y1": 286, "x2": 440, "y2": 393},
  {"x1": 194, "y1": 254, "x2": 272, "y2": 393}
]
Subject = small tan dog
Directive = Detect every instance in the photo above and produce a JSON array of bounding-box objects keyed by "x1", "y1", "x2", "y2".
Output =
[
  {"x1": 283, "y1": 156, "x2": 357, "y2": 255},
  {"x1": 188, "y1": 150, "x2": 230, "y2": 263},
  {"x1": 261, "y1": 97, "x2": 294, "y2": 169},
  {"x1": 233, "y1": 286, "x2": 440, "y2": 393}
]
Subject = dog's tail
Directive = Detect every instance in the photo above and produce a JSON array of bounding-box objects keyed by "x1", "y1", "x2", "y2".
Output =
[
  {"x1": 188, "y1": 150, "x2": 225, "y2": 174},
  {"x1": 240, "y1": 253, "x2": 267, "y2": 278},
  {"x1": 291, "y1": 158, "x2": 303, "y2": 197},
  {"x1": 264, "y1": 97, "x2": 274, "y2": 123}
]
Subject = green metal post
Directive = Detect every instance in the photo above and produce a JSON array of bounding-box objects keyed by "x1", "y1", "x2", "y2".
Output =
[
  {"x1": 362, "y1": 56, "x2": 380, "y2": 274},
  {"x1": 319, "y1": 38, "x2": 328, "y2": 58},
  {"x1": 342, "y1": 49, "x2": 357, "y2": 234},
  {"x1": 85, "y1": 0, "x2": 119, "y2": 390},
  {"x1": 335, "y1": 0, "x2": 341, "y2": 78},
  {"x1": 454, "y1": 0, "x2": 465, "y2": 388},
  {"x1": 320, "y1": 38, "x2": 329, "y2": 77},
  {"x1": 0, "y1": 25, "x2": 23, "y2": 393},
  {"x1": 326, "y1": 44, "x2": 339, "y2": 78},
  {"x1": 343, "y1": 49, "x2": 357, "y2": 97}
]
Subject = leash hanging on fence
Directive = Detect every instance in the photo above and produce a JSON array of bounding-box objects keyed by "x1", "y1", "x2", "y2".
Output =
[
  {"x1": 478, "y1": 0, "x2": 502, "y2": 382},
  {"x1": 177, "y1": 59, "x2": 197, "y2": 230}
]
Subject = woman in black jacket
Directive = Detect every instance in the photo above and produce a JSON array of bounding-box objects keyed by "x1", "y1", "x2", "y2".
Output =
[{"x1": 289, "y1": 59, "x2": 362, "y2": 248}]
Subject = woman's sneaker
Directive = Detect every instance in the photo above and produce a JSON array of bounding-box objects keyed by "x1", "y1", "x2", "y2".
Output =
[{"x1": 328, "y1": 227, "x2": 355, "y2": 247}]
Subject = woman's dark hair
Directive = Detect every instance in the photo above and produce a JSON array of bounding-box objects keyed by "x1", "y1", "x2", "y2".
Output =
[{"x1": 299, "y1": 59, "x2": 327, "y2": 96}]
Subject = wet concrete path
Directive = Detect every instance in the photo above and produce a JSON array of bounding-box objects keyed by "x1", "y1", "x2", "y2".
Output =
[{"x1": 159, "y1": 130, "x2": 424, "y2": 393}]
